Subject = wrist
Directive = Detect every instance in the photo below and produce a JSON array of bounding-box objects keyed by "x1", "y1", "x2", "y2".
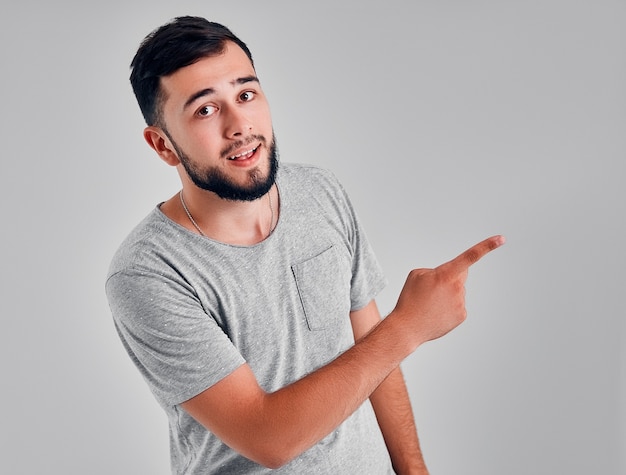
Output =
[{"x1": 382, "y1": 309, "x2": 426, "y2": 355}]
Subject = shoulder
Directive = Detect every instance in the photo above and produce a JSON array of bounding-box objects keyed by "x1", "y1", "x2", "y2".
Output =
[
  {"x1": 278, "y1": 162, "x2": 347, "y2": 199},
  {"x1": 278, "y1": 163, "x2": 360, "y2": 237},
  {"x1": 279, "y1": 162, "x2": 337, "y2": 181},
  {"x1": 106, "y1": 207, "x2": 180, "y2": 280}
]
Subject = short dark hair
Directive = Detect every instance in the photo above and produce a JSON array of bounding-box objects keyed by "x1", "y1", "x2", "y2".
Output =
[{"x1": 130, "y1": 16, "x2": 254, "y2": 126}]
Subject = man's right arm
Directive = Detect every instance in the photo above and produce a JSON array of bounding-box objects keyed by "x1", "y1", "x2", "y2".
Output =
[{"x1": 181, "y1": 235, "x2": 505, "y2": 469}]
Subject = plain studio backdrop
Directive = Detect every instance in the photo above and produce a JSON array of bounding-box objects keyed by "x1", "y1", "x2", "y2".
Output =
[{"x1": 1, "y1": 1, "x2": 624, "y2": 474}]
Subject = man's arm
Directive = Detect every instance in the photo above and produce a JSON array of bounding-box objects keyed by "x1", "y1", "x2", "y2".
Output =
[
  {"x1": 181, "y1": 236, "x2": 505, "y2": 469},
  {"x1": 181, "y1": 314, "x2": 411, "y2": 469},
  {"x1": 350, "y1": 301, "x2": 429, "y2": 474}
]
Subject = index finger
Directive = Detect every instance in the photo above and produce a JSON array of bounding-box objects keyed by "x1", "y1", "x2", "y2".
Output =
[{"x1": 440, "y1": 235, "x2": 506, "y2": 274}]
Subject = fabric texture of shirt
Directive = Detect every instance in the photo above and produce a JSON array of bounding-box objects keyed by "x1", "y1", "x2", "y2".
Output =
[{"x1": 106, "y1": 163, "x2": 392, "y2": 474}]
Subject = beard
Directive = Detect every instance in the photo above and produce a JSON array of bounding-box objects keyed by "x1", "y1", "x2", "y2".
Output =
[{"x1": 172, "y1": 133, "x2": 279, "y2": 202}]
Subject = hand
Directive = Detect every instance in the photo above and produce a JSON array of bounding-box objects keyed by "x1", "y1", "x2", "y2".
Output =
[{"x1": 392, "y1": 235, "x2": 505, "y2": 348}]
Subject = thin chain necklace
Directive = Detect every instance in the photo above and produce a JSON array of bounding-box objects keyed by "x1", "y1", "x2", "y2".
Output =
[{"x1": 179, "y1": 189, "x2": 275, "y2": 238}]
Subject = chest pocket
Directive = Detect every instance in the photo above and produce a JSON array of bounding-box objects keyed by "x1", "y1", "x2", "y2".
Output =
[{"x1": 292, "y1": 245, "x2": 352, "y2": 331}]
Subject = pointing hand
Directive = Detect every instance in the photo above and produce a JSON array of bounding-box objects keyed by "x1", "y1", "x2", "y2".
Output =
[{"x1": 392, "y1": 235, "x2": 506, "y2": 347}]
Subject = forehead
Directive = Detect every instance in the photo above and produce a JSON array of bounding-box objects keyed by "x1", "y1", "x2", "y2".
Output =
[{"x1": 160, "y1": 41, "x2": 256, "y2": 106}]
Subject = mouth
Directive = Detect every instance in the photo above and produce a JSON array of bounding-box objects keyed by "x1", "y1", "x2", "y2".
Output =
[{"x1": 227, "y1": 145, "x2": 260, "y2": 161}]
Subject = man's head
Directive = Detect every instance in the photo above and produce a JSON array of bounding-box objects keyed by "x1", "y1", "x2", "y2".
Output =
[
  {"x1": 131, "y1": 17, "x2": 277, "y2": 202},
  {"x1": 130, "y1": 16, "x2": 253, "y2": 127}
]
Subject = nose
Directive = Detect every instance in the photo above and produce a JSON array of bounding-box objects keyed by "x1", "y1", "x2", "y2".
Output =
[{"x1": 223, "y1": 105, "x2": 253, "y2": 138}]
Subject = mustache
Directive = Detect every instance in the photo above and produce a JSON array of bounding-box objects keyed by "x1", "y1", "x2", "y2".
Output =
[{"x1": 220, "y1": 135, "x2": 267, "y2": 159}]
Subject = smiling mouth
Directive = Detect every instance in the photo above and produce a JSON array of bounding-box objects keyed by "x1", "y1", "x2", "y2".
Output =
[{"x1": 227, "y1": 145, "x2": 259, "y2": 161}]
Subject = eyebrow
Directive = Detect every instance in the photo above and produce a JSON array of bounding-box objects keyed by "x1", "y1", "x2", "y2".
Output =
[{"x1": 183, "y1": 75, "x2": 260, "y2": 111}]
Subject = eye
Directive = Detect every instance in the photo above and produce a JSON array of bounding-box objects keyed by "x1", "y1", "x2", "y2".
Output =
[
  {"x1": 239, "y1": 91, "x2": 256, "y2": 102},
  {"x1": 197, "y1": 105, "x2": 217, "y2": 117}
]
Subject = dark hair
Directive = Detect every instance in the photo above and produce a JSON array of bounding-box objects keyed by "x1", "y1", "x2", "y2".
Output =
[{"x1": 130, "y1": 16, "x2": 254, "y2": 126}]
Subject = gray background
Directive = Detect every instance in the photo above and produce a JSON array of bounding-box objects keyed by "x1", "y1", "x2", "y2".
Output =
[{"x1": 2, "y1": 1, "x2": 624, "y2": 474}]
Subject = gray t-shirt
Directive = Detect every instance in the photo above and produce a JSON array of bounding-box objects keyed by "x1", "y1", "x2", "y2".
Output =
[{"x1": 106, "y1": 163, "x2": 393, "y2": 474}]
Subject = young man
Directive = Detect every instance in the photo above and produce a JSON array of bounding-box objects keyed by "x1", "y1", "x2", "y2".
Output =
[{"x1": 106, "y1": 16, "x2": 504, "y2": 474}]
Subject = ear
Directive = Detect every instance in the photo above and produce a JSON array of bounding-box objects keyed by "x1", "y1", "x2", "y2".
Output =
[{"x1": 143, "y1": 126, "x2": 181, "y2": 166}]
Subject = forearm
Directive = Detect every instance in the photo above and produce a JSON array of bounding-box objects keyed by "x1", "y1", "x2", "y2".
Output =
[
  {"x1": 370, "y1": 367, "x2": 429, "y2": 474},
  {"x1": 184, "y1": 311, "x2": 417, "y2": 468},
  {"x1": 252, "y1": 315, "x2": 416, "y2": 465},
  {"x1": 186, "y1": 285, "x2": 459, "y2": 467}
]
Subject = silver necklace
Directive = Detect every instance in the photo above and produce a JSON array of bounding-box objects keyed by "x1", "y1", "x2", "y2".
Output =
[{"x1": 179, "y1": 189, "x2": 275, "y2": 238}]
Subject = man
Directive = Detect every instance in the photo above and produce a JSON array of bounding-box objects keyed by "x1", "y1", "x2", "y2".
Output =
[{"x1": 106, "y1": 16, "x2": 504, "y2": 474}]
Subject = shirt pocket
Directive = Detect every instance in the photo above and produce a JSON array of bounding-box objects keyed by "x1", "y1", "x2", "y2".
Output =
[{"x1": 291, "y1": 245, "x2": 352, "y2": 331}]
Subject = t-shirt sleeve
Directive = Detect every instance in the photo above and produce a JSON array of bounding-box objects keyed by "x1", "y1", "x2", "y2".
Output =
[
  {"x1": 106, "y1": 267, "x2": 245, "y2": 408},
  {"x1": 320, "y1": 170, "x2": 387, "y2": 311},
  {"x1": 344, "y1": 192, "x2": 387, "y2": 311}
]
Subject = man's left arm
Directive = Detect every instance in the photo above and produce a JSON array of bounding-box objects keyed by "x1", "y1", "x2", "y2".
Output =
[{"x1": 350, "y1": 300, "x2": 429, "y2": 475}]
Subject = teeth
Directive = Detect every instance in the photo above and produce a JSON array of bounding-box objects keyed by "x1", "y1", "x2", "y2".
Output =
[{"x1": 228, "y1": 146, "x2": 257, "y2": 160}]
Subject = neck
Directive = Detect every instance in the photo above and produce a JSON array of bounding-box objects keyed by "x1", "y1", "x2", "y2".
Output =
[{"x1": 165, "y1": 185, "x2": 277, "y2": 246}]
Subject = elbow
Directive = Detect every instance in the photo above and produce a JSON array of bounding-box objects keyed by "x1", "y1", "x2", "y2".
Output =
[
  {"x1": 242, "y1": 436, "x2": 307, "y2": 469},
  {"x1": 248, "y1": 446, "x2": 301, "y2": 470},
  {"x1": 257, "y1": 455, "x2": 292, "y2": 470}
]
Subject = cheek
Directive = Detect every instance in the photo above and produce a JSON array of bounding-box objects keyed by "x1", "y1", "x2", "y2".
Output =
[
  {"x1": 255, "y1": 107, "x2": 273, "y2": 134},
  {"x1": 184, "y1": 127, "x2": 221, "y2": 153}
]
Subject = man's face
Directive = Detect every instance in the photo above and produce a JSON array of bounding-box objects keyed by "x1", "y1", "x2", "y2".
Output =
[{"x1": 158, "y1": 41, "x2": 276, "y2": 201}]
